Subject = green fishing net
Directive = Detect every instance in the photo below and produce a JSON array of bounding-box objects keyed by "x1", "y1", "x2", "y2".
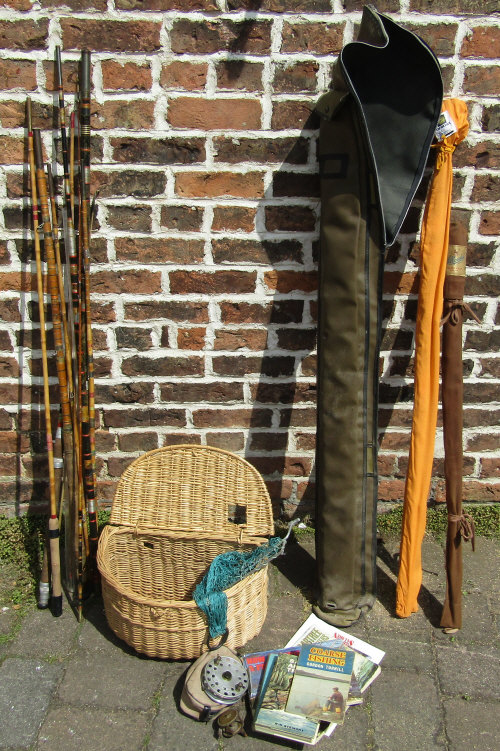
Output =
[{"x1": 194, "y1": 520, "x2": 299, "y2": 639}]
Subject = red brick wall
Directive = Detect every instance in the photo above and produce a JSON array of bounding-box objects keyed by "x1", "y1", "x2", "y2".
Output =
[{"x1": 0, "y1": 1, "x2": 498, "y2": 517}]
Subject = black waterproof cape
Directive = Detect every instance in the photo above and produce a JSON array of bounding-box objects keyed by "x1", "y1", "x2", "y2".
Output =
[{"x1": 314, "y1": 5, "x2": 443, "y2": 627}]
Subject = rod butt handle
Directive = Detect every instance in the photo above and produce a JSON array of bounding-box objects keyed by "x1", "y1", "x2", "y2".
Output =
[{"x1": 51, "y1": 594, "x2": 63, "y2": 617}]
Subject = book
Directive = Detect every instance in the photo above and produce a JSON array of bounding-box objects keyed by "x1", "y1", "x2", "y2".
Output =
[
  {"x1": 285, "y1": 613, "x2": 385, "y2": 699},
  {"x1": 258, "y1": 650, "x2": 298, "y2": 711},
  {"x1": 285, "y1": 643, "x2": 355, "y2": 725},
  {"x1": 243, "y1": 647, "x2": 300, "y2": 701},
  {"x1": 252, "y1": 652, "x2": 333, "y2": 746}
]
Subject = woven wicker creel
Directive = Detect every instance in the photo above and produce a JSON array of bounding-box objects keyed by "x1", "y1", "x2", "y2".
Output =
[{"x1": 97, "y1": 444, "x2": 274, "y2": 660}]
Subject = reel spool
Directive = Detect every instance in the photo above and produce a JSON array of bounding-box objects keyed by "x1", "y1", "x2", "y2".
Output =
[{"x1": 201, "y1": 653, "x2": 249, "y2": 705}]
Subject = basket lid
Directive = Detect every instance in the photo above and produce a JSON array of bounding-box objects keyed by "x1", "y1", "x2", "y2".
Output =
[{"x1": 109, "y1": 445, "x2": 274, "y2": 538}]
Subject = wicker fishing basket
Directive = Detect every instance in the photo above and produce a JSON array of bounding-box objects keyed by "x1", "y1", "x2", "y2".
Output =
[{"x1": 97, "y1": 445, "x2": 274, "y2": 660}]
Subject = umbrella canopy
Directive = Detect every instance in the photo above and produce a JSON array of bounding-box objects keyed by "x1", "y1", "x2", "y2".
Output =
[{"x1": 395, "y1": 99, "x2": 469, "y2": 620}]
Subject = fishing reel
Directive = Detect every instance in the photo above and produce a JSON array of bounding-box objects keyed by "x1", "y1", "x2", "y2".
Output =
[{"x1": 180, "y1": 644, "x2": 249, "y2": 736}]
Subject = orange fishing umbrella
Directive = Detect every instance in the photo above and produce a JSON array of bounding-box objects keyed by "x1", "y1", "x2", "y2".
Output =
[{"x1": 395, "y1": 99, "x2": 469, "y2": 620}]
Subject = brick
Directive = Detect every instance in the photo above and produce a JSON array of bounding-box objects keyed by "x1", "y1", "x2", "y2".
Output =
[
  {"x1": 115, "y1": 237, "x2": 204, "y2": 264},
  {"x1": 106, "y1": 205, "x2": 152, "y2": 233},
  {"x1": 176, "y1": 327, "x2": 206, "y2": 350},
  {"x1": 455, "y1": 141, "x2": 500, "y2": 170},
  {"x1": 0, "y1": 59, "x2": 36, "y2": 90},
  {"x1": 464, "y1": 382, "x2": 499, "y2": 403},
  {"x1": 206, "y1": 432, "x2": 245, "y2": 451},
  {"x1": 265, "y1": 269, "x2": 317, "y2": 294},
  {"x1": 42, "y1": 58, "x2": 79, "y2": 91},
  {"x1": 175, "y1": 171, "x2": 264, "y2": 199},
  {"x1": 465, "y1": 274, "x2": 499, "y2": 297},
  {"x1": 251, "y1": 382, "x2": 303, "y2": 404},
  {"x1": 383, "y1": 272, "x2": 418, "y2": 296},
  {"x1": 272, "y1": 100, "x2": 319, "y2": 131},
  {"x1": 410, "y1": 0, "x2": 499, "y2": 11},
  {"x1": 378, "y1": 479, "x2": 406, "y2": 502},
  {"x1": 279, "y1": 406, "x2": 316, "y2": 427},
  {"x1": 273, "y1": 62, "x2": 320, "y2": 93},
  {"x1": 0, "y1": 136, "x2": 24, "y2": 165},
  {"x1": 213, "y1": 328, "x2": 268, "y2": 351},
  {"x1": 282, "y1": 22, "x2": 345, "y2": 54},
  {"x1": 470, "y1": 174, "x2": 500, "y2": 204},
  {"x1": 462, "y1": 26, "x2": 500, "y2": 58},
  {"x1": 219, "y1": 300, "x2": 304, "y2": 325},
  {"x1": 111, "y1": 137, "x2": 205, "y2": 165},
  {"x1": 405, "y1": 23, "x2": 458, "y2": 57},
  {"x1": 92, "y1": 170, "x2": 166, "y2": 198},
  {"x1": 41, "y1": 0, "x2": 107, "y2": 7},
  {"x1": 482, "y1": 105, "x2": 500, "y2": 133},
  {"x1": 96, "y1": 382, "x2": 154, "y2": 404},
  {"x1": 6, "y1": 173, "x2": 24, "y2": 200},
  {"x1": 124, "y1": 300, "x2": 208, "y2": 323},
  {"x1": 265, "y1": 205, "x2": 316, "y2": 232},
  {"x1": 212, "y1": 206, "x2": 256, "y2": 232},
  {"x1": 272, "y1": 171, "x2": 320, "y2": 198},
  {"x1": 90, "y1": 270, "x2": 161, "y2": 295},
  {"x1": 101, "y1": 61, "x2": 151, "y2": 91},
  {"x1": 168, "y1": 97, "x2": 261, "y2": 130},
  {"x1": 276, "y1": 328, "x2": 316, "y2": 352},
  {"x1": 92, "y1": 301, "x2": 116, "y2": 324},
  {"x1": 160, "y1": 62, "x2": 207, "y2": 91},
  {"x1": 118, "y1": 432, "x2": 159, "y2": 453},
  {"x1": 213, "y1": 136, "x2": 309, "y2": 164},
  {"x1": 121, "y1": 355, "x2": 203, "y2": 378},
  {"x1": 479, "y1": 211, "x2": 500, "y2": 236},
  {"x1": 228, "y1": 0, "x2": 330, "y2": 8},
  {"x1": 160, "y1": 381, "x2": 243, "y2": 403},
  {"x1": 466, "y1": 432, "x2": 500, "y2": 452},
  {"x1": 160, "y1": 205, "x2": 203, "y2": 231},
  {"x1": 216, "y1": 61, "x2": 264, "y2": 91},
  {"x1": 192, "y1": 408, "x2": 273, "y2": 428},
  {"x1": 92, "y1": 100, "x2": 155, "y2": 131},
  {"x1": 248, "y1": 431, "x2": 289, "y2": 452},
  {"x1": 479, "y1": 358, "x2": 500, "y2": 378},
  {"x1": 170, "y1": 19, "x2": 272, "y2": 55},
  {"x1": 0, "y1": 271, "x2": 34, "y2": 292},
  {"x1": 103, "y1": 408, "x2": 185, "y2": 429},
  {"x1": 465, "y1": 330, "x2": 500, "y2": 352},
  {"x1": 212, "y1": 355, "x2": 262, "y2": 376},
  {"x1": 343, "y1": 0, "x2": 399, "y2": 10},
  {"x1": 0, "y1": 0, "x2": 32, "y2": 8},
  {"x1": 61, "y1": 19, "x2": 161, "y2": 53},
  {"x1": 480, "y1": 458, "x2": 500, "y2": 478},
  {"x1": 116, "y1": 0, "x2": 218, "y2": 9},
  {"x1": 0, "y1": 358, "x2": 19, "y2": 378},
  {"x1": 115, "y1": 327, "x2": 154, "y2": 351},
  {"x1": 462, "y1": 480, "x2": 500, "y2": 502},
  {"x1": 170, "y1": 270, "x2": 256, "y2": 295},
  {"x1": 212, "y1": 238, "x2": 303, "y2": 265},
  {"x1": 0, "y1": 19, "x2": 48, "y2": 49},
  {"x1": 463, "y1": 65, "x2": 500, "y2": 97}
]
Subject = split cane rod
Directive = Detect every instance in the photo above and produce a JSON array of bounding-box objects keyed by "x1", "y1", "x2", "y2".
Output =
[{"x1": 27, "y1": 116, "x2": 63, "y2": 617}]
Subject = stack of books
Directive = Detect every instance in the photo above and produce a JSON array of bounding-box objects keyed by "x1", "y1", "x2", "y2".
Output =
[{"x1": 243, "y1": 614, "x2": 385, "y2": 745}]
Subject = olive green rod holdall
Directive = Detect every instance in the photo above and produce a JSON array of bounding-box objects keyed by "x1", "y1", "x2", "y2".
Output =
[{"x1": 314, "y1": 5, "x2": 443, "y2": 627}]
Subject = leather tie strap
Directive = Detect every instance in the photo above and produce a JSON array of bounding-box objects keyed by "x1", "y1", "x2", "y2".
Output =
[
  {"x1": 441, "y1": 300, "x2": 481, "y2": 326},
  {"x1": 448, "y1": 513, "x2": 476, "y2": 551}
]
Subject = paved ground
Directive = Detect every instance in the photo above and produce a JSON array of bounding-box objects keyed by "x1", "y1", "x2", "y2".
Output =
[{"x1": 0, "y1": 531, "x2": 498, "y2": 751}]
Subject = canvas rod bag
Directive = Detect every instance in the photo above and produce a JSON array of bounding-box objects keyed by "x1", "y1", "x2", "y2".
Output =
[{"x1": 314, "y1": 5, "x2": 443, "y2": 627}]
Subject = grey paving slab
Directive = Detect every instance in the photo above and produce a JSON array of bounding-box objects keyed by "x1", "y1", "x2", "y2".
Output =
[
  {"x1": 148, "y1": 661, "x2": 221, "y2": 751},
  {"x1": 370, "y1": 670, "x2": 446, "y2": 751},
  {"x1": 0, "y1": 658, "x2": 63, "y2": 750},
  {"x1": 56, "y1": 646, "x2": 167, "y2": 711},
  {"x1": 436, "y1": 646, "x2": 500, "y2": 701},
  {"x1": 6, "y1": 601, "x2": 80, "y2": 660},
  {"x1": 370, "y1": 636, "x2": 434, "y2": 674},
  {"x1": 36, "y1": 706, "x2": 150, "y2": 751},
  {"x1": 443, "y1": 697, "x2": 500, "y2": 751}
]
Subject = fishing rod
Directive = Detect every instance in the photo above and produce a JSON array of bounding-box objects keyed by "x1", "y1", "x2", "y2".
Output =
[
  {"x1": 27, "y1": 110, "x2": 63, "y2": 617},
  {"x1": 78, "y1": 50, "x2": 99, "y2": 577}
]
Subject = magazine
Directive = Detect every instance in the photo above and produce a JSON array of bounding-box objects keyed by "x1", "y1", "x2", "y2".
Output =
[
  {"x1": 285, "y1": 643, "x2": 355, "y2": 725},
  {"x1": 285, "y1": 613, "x2": 385, "y2": 699}
]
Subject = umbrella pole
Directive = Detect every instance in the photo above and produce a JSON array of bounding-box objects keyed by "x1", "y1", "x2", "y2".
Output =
[{"x1": 440, "y1": 217, "x2": 477, "y2": 632}]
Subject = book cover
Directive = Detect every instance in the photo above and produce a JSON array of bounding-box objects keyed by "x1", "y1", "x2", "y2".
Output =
[
  {"x1": 285, "y1": 643, "x2": 355, "y2": 724},
  {"x1": 244, "y1": 647, "x2": 300, "y2": 700},
  {"x1": 258, "y1": 651, "x2": 298, "y2": 711},
  {"x1": 285, "y1": 613, "x2": 385, "y2": 698}
]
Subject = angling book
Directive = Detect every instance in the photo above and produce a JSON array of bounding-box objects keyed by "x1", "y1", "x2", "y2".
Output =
[{"x1": 244, "y1": 614, "x2": 385, "y2": 745}]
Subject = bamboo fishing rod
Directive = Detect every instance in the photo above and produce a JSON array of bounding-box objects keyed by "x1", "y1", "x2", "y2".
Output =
[
  {"x1": 27, "y1": 110, "x2": 63, "y2": 617},
  {"x1": 78, "y1": 49, "x2": 99, "y2": 575}
]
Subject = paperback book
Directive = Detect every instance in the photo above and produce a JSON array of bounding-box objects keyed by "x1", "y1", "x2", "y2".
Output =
[{"x1": 285, "y1": 643, "x2": 355, "y2": 724}]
